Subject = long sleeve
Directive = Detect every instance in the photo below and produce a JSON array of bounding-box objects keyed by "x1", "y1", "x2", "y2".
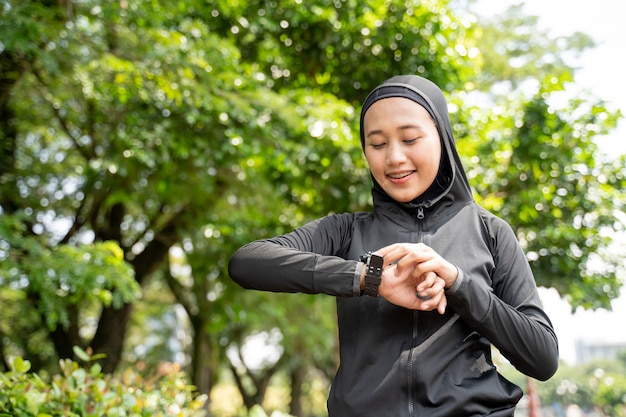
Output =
[
  {"x1": 446, "y1": 214, "x2": 559, "y2": 381},
  {"x1": 228, "y1": 213, "x2": 362, "y2": 297}
]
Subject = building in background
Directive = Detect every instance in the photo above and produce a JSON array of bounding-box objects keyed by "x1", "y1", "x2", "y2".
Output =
[{"x1": 575, "y1": 339, "x2": 626, "y2": 364}]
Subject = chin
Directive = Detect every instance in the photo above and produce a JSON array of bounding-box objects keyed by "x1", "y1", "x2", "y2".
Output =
[
  {"x1": 380, "y1": 183, "x2": 424, "y2": 203},
  {"x1": 391, "y1": 194, "x2": 421, "y2": 203}
]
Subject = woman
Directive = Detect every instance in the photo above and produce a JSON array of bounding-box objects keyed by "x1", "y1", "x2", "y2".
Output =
[{"x1": 228, "y1": 74, "x2": 559, "y2": 416}]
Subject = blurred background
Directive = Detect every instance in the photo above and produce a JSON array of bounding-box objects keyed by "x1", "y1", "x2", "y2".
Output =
[
  {"x1": 479, "y1": 0, "x2": 626, "y2": 368},
  {"x1": 1, "y1": 0, "x2": 625, "y2": 416}
]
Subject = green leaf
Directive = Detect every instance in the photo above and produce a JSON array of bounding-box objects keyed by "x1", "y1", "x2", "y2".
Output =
[
  {"x1": 12, "y1": 356, "x2": 31, "y2": 374},
  {"x1": 72, "y1": 346, "x2": 91, "y2": 363}
]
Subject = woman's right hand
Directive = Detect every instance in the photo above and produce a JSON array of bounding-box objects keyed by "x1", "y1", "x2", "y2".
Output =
[{"x1": 377, "y1": 264, "x2": 447, "y2": 314}]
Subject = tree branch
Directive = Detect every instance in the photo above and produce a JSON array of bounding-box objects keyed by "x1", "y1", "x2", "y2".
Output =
[{"x1": 30, "y1": 66, "x2": 93, "y2": 161}]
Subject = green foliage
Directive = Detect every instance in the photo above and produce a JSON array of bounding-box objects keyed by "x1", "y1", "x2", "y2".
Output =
[
  {"x1": 0, "y1": 351, "x2": 207, "y2": 417},
  {"x1": 248, "y1": 404, "x2": 295, "y2": 417},
  {"x1": 594, "y1": 372, "x2": 626, "y2": 417},
  {"x1": 453, "y1": 8, "x2": 625, "y2": 309},
  {"x1": 0, "y1": 0, "x2": 625, "y2": 410},
  {"x1": 497, "y1": 354, "x2": 626, "y2": 416},
  {"x1": 533, "y1": 358, "x2": 626, "y2": 417},
  {"x1": 460, "y1": 82, "x2": 625, "y2": 308},
  {"x1": 0, "y1": 213, "x2": 140, "y2": 330},
  {"x1": 207, "y1": 0, "x2": 476, "y2": 103},
  {"x1": 472, "y1": 4, "x2": 594, "y2": 92}
]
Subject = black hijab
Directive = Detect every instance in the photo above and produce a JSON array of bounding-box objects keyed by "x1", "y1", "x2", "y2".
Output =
[{"x1": 359, "y1": 75, "x2": 454, "y2": 209}]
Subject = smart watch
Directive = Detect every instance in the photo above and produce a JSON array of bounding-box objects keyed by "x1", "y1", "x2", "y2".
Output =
[{"x1": 359, "y1": 251, "x2": 384, "y2": 296}]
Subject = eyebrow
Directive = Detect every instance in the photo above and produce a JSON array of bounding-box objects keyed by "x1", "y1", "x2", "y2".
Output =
[{"x1": 365, "y1": 124, "x2": 424, "y2": 138}]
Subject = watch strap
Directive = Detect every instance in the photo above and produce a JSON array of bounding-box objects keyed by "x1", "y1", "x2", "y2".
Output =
[{"x1": 360, "y1": 251, "x2": 383, "y2": 296}]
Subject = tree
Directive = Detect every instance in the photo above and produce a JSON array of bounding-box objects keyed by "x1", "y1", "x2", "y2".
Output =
[
  {"x1": 455, "y1": 7, "x2": 625, "y2": 309},
  {"x1": 1, "y1": 0, "x2": 624, "y2": 413},
  {"x1": 1, "y1": 0, "x2": 470, "y2": 381},
  {"x1": 3, "y1": 0, "x2": 349, "y2": 377},
  {"x1": 531, "y1": 358, "x2": 626, "y2": 416},
  {"x1": 159, "y1": 0, "x2": 476, "y2": 408}
]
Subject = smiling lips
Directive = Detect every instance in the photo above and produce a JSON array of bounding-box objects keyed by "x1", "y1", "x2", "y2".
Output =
[{"x1": 387, "y1": 171, "x2": 415, "y2": 183}]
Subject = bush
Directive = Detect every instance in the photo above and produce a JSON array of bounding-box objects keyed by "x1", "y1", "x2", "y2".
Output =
[{"x1": 0, "y1": 348, "x2": 207, "y2": 417}]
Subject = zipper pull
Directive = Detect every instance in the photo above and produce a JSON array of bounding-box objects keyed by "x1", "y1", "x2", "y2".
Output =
[{"x1": 416, "y1": 206, "x2": 424, "y2": 220}]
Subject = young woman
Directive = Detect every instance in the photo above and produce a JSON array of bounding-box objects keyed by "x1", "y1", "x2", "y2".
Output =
[{"x1": 228, "y1": 75, "x2": 559, "y2": 416}]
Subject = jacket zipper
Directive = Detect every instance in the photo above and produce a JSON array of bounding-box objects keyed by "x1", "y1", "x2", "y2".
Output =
[
  {"x1": 408, "y1": 204, "x2": 425, "y2": 417},
  {"x1": 416, "y1": 205, "x2": 425, "y2": 220},
  {"x1": 407, "y1": 310, "x2": 418, "y2": 417}
]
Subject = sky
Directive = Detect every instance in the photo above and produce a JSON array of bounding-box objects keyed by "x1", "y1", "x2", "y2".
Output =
[{"x1": 473, "y1": 0, "x2": 626, "y2": 364}]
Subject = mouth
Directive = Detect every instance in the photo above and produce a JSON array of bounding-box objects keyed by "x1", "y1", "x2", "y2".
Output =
[
  {"x1": 387, "y1": 171, "x2": 415, "y2": 182},
  {"x1": 387, "y1": 171, "x2": 414, "y2": 179}
]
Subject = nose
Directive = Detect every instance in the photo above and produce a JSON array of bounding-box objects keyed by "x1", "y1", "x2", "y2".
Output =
[{"x1": 387, "y1": 141, "x2": 407, "y2": 165}]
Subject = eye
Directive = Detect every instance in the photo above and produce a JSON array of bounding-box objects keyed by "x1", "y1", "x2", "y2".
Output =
[
  {"x1": 371, "y1": 142, "x2": 386, "y2": 149},
  {"x1": 404, "y1": 138, "x2": 418, "y2": 144}
]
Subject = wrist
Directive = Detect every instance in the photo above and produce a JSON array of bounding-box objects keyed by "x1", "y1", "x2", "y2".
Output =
[
  {"x1": 444, "y1": 264, "x2": 460, "y2": 289},
  {"x1": 359, "y1": 265, "x2": 366, "y2": 291}
]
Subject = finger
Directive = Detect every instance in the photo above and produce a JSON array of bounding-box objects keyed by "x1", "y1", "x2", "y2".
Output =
[
  {"x1": 396, "y1": 246, "x2": 434, "y2": 272},
  {"x1": 411, "y1": 257, "x2": 446, "y2": 283},
  {"x1": 429, "y1": 279, "x2": 447, "y2": 314},
  {"x1": 416, "y1": 291, "x2": 432, "y2": 301},
  {"x1": 415, "y1": 293, "x2": 439, "y2": 312},
  {"x1": 374, "y1": 243, "x2": 403, "y2": 257},
  {"x1": 378, "y1": 242, "x2": 428, "y2": 258},
  {"x1": 415, "y1": 271, "x2": 439, "y2": 292},
  {"x1": 415, "y1": 277, "x2": 445, "y2": 308},
  {"x1": 417, "y1": 290, "x2": 446, "y2": 313},
  {"x1": 381, "y1": 247, "x2": 413, "y2": 269},
  {"x1": 437, "y1": 295, "x2": 447, "y2": 315}
]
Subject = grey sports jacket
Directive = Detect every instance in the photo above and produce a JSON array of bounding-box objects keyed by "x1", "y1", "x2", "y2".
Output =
[{"x1": 228, "y1": 75, "x2": 558, "y2": 416}]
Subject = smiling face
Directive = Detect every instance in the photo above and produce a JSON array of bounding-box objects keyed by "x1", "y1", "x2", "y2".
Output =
[{"x1": 363, "y1": 97, "x2": 441, "y2": 203}]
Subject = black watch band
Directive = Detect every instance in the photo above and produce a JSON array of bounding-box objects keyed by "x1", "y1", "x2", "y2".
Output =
[{"x1": 359, "y1": 251, "x2": 384, "y2": 296}]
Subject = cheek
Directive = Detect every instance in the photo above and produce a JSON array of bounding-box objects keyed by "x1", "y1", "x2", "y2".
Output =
[
  {"x1": 420, "y1": 140, "x2": 441, "y2": 169},
  {"x1": 365, "y1": 153, "x2": 384, "y2": 176},
  {"x1": 364, "y1": 152, "x2": 376, "y2": 169},
  {"x1": 425, "y1": 152, "x2": 440, "y2": 168}
]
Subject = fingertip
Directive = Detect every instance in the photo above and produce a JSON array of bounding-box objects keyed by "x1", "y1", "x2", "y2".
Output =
[{"x1": 438, "y1": 299, "x2": 447, "y2": 315}]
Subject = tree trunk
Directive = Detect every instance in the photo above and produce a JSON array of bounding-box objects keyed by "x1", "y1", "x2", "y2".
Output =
[
  {"x1": 46, "y1": 303, "x2": 82, "y2": 360},
  {"x1": 90, "y1": 303, "x2": 134, "y2": 373},
  {"x1": 289, "y1": 366, "x2": 305, "y2": 417},
  {"x1": 190, "y1": 318, "x2": 216, "y2": 406},
  {"x1": 89, "y1": 218, "x2": 180, "y2": 372},
  {"x1": 229, "y1": 345, "x2": 284, "y2": 411},
  {"x1": 527, "y1": 376, "x2": 542, "y2": 417},
  {"x1": 0, "y1": 58, "x2": 22, "y2": 214}
]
